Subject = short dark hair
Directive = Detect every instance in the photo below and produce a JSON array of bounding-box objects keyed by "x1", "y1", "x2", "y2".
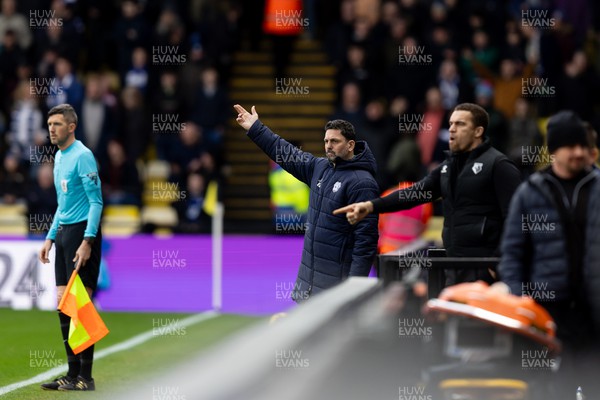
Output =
[
  {"x1": 453, "y1": 103, "x2": 489, "y2": 132},
  {"x1": 324, "y1": 119, "x2": 356, "y2": 141},
  {"x1": 48, "y1": 104, "x2": 78, "y2": 125}
]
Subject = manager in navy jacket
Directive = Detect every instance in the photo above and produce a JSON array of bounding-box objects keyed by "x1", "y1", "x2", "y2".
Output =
[{"x1": 234, "y1": 104, "x2": 379, "y2": 301}]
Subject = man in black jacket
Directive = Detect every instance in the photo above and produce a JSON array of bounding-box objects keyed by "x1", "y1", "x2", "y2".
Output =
[
  {"x1": 335, "y1": 103, "x2": 522, "y2": 284},
  {"x1": 234, "y1": 104, "x2": 379, "y2": 301}
]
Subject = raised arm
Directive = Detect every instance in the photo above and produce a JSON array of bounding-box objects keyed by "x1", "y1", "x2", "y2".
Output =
[{"x1": 234, "y1": 104, "x2": 317, "y2": 185}]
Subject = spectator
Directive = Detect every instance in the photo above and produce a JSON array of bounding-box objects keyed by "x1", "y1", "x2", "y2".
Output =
[
  {"x1": 0, "y1": 29, "x2": 25, "y2": 113},
  {"x1": 382, "y1": 17, "x2": 408, "y2": 70},
  {"x1": 33, "y1": 26, "x2": 74, "y2": 71},
  {"x1": 27, "y1": 163, "x2": 57, "y2": 217},
  {"x1": 0, "y1": 152, "x2": 26, "y2": 204},
  {"x1": 468, "y1": 56, "x2": 535, "y2": 119},
  {"x1": 45, "y1": 57, "x2": 84, "y2": 118},
  {"x1": 415, "y1": 86, "x2": 449, "y2": 169},
  {"x1": 124, "y1": 47, "x2": 149, "y2": 92},
  {"x1": 437, "y1": 58, "x2": 473, "y2": 111},
  {"x1": 189, "y1": 66, "x2": 229, "y2": 152},
  {"x1": 387, "y1": 36, "x2": 436, "y2": 108},
  {"x1": 100, "y1": 139, "x2": 141, "y2": 205},
  {"x1": 173, "y1": 172, "x2": 211, "y2": 233},
  {"x1": 460, "y1": 29, "x2": 499, "y2": 85},
  {"x1": 362, "y1": 98, "x2": 394, "y2": 189},
  {"x1": 0, "y1": 0, "x2": 32, "y2": 50},
  {"x1": 338, "y1": 44, "x2": 380, "y2": 102},
  {"x1": 557, "y1": 50, "x2": 600, "y2": 121},
  {"x1": 80, "y1": 73, "x2": 117, "y2": 167},
  {"x1": 473, "y1": 80, "x2": 508, "y2": 155},
  {"x1": 113, "y1": 0, "x2": 148, "y2": 79},
  {"x1": 49, "y1": 0, "x2": 84, "y2": 68},
  {"x1": 164, "y1": 121, "x2": 208, "y2": 184},
  {"x1": 506, "y1": 98, "x2": 543, "y2": 176},
  {"x1": 117, "y1": 86, "x2": 147, "y2": 162},
  {"x1": 325, "y1": 0, "x2": 355, "y2": 68},
  {"x1": 330, "y1": 81, "x2": 366, "y2": 132},
  {"x1": 6, "y1": 80, "x2": 46, "y2": 171}
]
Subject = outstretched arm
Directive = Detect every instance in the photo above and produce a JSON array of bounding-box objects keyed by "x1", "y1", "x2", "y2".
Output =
[
  {"x1": 334, "y1": 164, "x2": 443, "y2": 224},
  {"x1": 233, "y1": 104, "x2": 317, "y2": 185}
]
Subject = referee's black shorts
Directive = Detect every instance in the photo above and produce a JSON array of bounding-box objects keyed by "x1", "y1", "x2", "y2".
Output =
[{"x1": 54, "y1": 221, "x2": 102, "y2": 291}]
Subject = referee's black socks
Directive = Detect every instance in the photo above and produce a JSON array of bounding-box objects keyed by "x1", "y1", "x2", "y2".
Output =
[
  {"x1": 79, "y1": 345, "x2": 94, "y2": 380},
  {"x1": 58, "y1": 312, "x2": 80, "y2": 378}
]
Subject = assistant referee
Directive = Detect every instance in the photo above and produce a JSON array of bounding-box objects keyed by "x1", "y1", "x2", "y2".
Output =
[{"x1": 38, "y1": 104, "x2": 103, "y2": 391}]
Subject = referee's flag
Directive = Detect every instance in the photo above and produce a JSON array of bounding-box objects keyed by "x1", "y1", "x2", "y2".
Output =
[{"x1": 58, "y1": 271, "x2": 109, "y2": 354}]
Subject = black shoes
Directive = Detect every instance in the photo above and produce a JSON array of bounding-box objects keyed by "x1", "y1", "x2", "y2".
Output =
[
  {"x1": 58, "y1": 375, "x2": 96, "y2": 391},
  {"x1": 40, "y1": 375, "x2": 75, "y2": 390}
]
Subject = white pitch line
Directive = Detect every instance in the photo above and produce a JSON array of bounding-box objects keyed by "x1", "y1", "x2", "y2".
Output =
[{"x1": 0, "y1": 311, "x2": 219, "y2": 397}]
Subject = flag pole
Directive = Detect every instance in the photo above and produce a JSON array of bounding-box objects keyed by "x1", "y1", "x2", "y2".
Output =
[{"x1": 211, "y1": 202, "x2": 224, "y2": 311}]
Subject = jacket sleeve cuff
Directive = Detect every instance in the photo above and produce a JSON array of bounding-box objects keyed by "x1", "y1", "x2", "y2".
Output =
[
  {"x1": 246, "y1": 119, "x2": 262, "y2": 137},
  {"x1": 370, "y1": 197, "x2": 384, "y2": 213}
]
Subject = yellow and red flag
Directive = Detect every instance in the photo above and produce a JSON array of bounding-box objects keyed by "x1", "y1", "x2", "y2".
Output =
[{"x1": 58, "y1": 271, "x2": 109, "y2": 354}]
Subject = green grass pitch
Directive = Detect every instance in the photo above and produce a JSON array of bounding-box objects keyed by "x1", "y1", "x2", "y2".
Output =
[{"x1": 0, "y1": 309, "x2": 262, "y2": 399}]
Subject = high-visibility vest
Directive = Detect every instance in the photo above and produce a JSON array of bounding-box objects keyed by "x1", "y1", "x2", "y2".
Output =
[
  {"x1": 269, "y1": 166, "x2": 309, "y2": 214},
  {"x1": 378, "y1": 182, "x2": 433, "y2": 253},
  {"x1": 263, "y1": 0, "x2": 304, "y2": 35}
]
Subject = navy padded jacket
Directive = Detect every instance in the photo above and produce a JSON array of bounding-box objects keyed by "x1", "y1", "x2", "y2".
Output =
[{"x1": 247, "y1": 120, "x2": 379, "y2": 301}]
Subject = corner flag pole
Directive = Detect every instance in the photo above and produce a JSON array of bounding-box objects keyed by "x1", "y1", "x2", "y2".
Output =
[{"x1": 211, "y1": 202, "x2": 224, "y2": 311}]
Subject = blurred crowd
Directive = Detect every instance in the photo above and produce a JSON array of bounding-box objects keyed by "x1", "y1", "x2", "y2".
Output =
[
  {"x1": 0, "y1": 0, "x2": 239, "y2": 232},
  {"x1": 324, "y1": 0, "x2": 600, "y2": 189},
  {"x1": 1, "y1": 0, "x2": 600, "y2": 230}
]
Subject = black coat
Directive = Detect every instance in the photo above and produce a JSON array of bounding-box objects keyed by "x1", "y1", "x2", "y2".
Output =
[
  {"x1": 247, "y1": 120, "x2": 379, "y2": 301},
  {"x1": 372, "y1": 139, "x2": 522, "y2": 283}
]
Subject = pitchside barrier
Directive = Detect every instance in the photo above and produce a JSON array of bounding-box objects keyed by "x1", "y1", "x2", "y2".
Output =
[
  {"x1": 113, "y1": 277, "x2": 385, "y2": 400},
  {"x1": 377, "y1": 242, "x2": 500, "y2": 298}
]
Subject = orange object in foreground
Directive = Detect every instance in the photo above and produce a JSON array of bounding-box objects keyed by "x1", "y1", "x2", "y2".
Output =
[{"x1": 58, "y1": 271, "x2": 109, "y2": 354}]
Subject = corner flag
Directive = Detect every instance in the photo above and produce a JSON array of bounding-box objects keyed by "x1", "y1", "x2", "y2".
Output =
[{"x1": 58, "y1": 270, "x2": 109, "y2": 354}]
